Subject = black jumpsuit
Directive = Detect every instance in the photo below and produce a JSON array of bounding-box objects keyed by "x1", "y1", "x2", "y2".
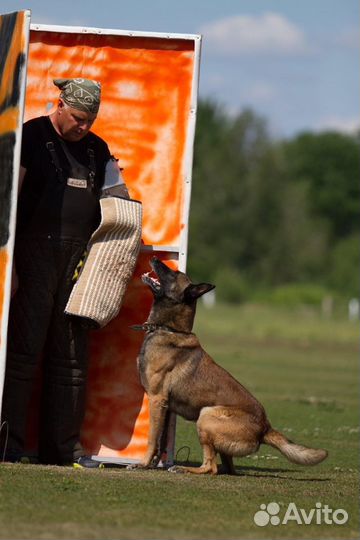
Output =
[{"x1": 1, "y1": 116, "x2": 110, "y2": 464}]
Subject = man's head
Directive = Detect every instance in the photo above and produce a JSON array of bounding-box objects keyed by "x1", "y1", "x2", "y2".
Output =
[{"x1": 51, "y1": 78, "x2": 101, "y2": 142}]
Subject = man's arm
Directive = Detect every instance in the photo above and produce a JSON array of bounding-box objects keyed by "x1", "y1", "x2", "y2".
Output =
[{"x1": 101, "y1": 157, "x2": 130, "y2": 199}]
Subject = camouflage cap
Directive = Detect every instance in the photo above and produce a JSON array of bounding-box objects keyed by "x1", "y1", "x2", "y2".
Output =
[{"x1": 53, "y1": 78, "x2": 101, "y2": 114}]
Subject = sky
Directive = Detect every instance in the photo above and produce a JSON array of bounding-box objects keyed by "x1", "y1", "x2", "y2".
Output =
[{"x1": 2, "y1": 0, "x2": 359, "y2": 138}]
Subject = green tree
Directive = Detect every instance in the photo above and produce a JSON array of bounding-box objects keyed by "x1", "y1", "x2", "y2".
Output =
[
  {"x1": 188, "y1": 100, "x2": 357, "y2": 301},
  {"x1": 327, "y1": 234, "x2": 359, "y2": 297},
  {"x1": 283, "y1": 131, "x2": 359, "y2": 238},
  {"x1": 188, "y1": 102, "x2": 279, "y2": 283},
  {"x1": 188, "y1": 101, "x2": 328, "y2": 288}
]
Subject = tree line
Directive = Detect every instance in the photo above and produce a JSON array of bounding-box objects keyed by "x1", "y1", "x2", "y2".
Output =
[{"x1": 187, "y1": 99, "x2": 359, "y2": 303}]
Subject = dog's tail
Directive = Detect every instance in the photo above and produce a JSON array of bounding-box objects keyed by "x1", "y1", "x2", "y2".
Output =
[{"x1": 263, "y1": 428, "x2": 328, "y2": 466}]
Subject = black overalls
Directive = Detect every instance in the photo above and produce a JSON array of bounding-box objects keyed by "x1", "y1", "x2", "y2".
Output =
[{"x1": 1, "y1": 116, "x2": 108, "y2": 464}]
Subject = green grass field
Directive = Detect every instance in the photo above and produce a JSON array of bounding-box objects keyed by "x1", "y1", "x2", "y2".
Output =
[{"x1": 0, "y1": 303, "x2": 359, "y2": 540}]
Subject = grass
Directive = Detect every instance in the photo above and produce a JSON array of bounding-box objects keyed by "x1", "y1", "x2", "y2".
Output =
[{"x1": 0, "y1": 302, "x2": 359, "y2": 539}]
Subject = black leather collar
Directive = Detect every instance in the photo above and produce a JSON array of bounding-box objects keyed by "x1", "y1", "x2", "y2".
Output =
[{"x1": 130, "y1": 323, "x2": 193, "y2": 335}]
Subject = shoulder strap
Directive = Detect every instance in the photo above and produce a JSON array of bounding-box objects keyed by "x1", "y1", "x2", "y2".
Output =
[
  {"x1": 87, "y1": 142, "x2": 96, "y2": 189},
  {"x1": 45, "y1": 141, "x2": 65, "y2": 183},
  {"x1": 38, "y1": 117, "x2": 65, "y2": 183}
]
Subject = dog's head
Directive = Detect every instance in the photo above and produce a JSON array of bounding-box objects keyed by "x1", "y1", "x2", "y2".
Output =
[{"x1": 142, "y1": 257, "x2": 215, "y2": 306}]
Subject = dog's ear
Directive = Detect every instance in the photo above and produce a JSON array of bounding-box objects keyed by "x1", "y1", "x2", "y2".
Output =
[{"x1": 184, "y1": 283, "x2": 215, "y2": 302}]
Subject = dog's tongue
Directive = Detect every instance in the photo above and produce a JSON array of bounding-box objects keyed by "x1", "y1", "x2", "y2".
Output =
[{"x1": 141, "y1": 272, "x2": 160, "y2": 286}]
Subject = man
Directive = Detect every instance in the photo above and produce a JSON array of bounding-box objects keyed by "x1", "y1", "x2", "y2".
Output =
[{"x1": 1, "y1": 78, "x2": 128, "y2": 467}]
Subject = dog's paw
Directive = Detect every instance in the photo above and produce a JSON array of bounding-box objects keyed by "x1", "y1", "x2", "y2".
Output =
[{"x1": 167, "y1": 465, "x2": 186, "y2": 474}]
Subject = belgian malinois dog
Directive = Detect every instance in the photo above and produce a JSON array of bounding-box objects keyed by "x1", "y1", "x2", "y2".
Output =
[{"x1": 132, "y1": 257, "x2": 328, "y2": 475}]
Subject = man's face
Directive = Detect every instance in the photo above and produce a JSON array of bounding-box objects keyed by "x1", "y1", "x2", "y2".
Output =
[{"x1": 57, "y1": 100, "x2": 97, "y2": 141}]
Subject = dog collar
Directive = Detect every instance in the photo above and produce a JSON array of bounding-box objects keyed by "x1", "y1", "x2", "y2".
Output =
[{"x1": 130, "y1": 323, "x2": 193, "y2": 335}]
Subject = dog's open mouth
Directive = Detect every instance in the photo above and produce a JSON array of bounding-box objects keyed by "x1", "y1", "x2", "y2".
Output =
[{"x1": 141, "y1": 271, "x2": 162, "y2": 294}]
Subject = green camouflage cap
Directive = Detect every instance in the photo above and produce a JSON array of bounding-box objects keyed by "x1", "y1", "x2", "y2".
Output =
[{"x1": 53, "y1": 78, "x2": 101, "y2": 114}]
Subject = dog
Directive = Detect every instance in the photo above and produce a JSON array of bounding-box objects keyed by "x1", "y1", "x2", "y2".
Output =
[{"x1": 132, "y1": 257, "x2": 328, "y2": 475}]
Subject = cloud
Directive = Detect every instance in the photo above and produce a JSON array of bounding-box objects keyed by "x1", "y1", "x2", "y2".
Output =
[
  {"x1": 315, "y1": 116, "x2": 360, "y2": 134},
  {"x1": 199, "y1": 12, "x2": 309, "y2": 56}
]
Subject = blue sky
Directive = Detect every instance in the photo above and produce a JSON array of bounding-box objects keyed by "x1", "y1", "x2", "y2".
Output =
[{"x1": 3, "y1": 0, "x2": 359, "y2": 138}]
